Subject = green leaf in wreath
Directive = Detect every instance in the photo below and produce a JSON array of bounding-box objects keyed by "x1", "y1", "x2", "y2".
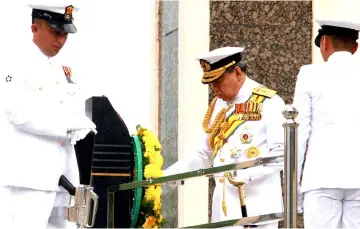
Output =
[
  {"x1": 159, "y1": 218, "x2": 169, "y2": 226},
  {"x1": 143, "y1": 156, "x2": 150, "y2": 166},
  {"x1": 140, "y1": 200, "x2": 154, "y2": 213}
]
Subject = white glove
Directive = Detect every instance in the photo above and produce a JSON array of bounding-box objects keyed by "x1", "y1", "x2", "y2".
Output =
[
  {"x1": 232, "y1": 170, "x2": 251, "y2": 184},
  {"x1": 69, "y1": 128, "x2": 97, "y2": 145},
  {"x1": 297, "y1": 185, "x2": 304, "y2": 213}
]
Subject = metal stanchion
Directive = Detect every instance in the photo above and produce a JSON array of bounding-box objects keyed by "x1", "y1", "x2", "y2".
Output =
[{"x1": 282, "y1": 105, "x2": 299, "y2": 228}]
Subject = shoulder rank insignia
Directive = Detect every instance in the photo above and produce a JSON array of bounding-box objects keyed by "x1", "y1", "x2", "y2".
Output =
[
  {"x1": 62, "y1": 66, "x2": 74, "y2": 84},
  {"x1": 235, "y1": 101, "x2": 262, "y2": 121},
  {"x1": 252, "y1": 86, "x2": 277, "y2": 98}
]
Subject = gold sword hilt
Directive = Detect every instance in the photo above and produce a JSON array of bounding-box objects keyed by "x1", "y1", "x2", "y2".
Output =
[
  {"x1": 225, "y1": 172, "x2": 252, "y2": 228},
  {"x1": 224, "y1": 172, "x2": 246, "y2": 206}
]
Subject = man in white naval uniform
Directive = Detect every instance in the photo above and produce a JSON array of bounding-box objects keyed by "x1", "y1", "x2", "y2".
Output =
[
  {"x1": 0, "y1": 4, "x2": 96, "y2": 229},
  {"x1": 164, "y1": 47, "x2": 285, "y2": 228},
  {"x1": 294, "y1": 18, "x2": 360, "y2": 228}
]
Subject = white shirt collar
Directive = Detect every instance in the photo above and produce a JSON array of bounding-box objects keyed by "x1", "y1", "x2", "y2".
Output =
[{"x1": 327, "y1": 51, "x2": 353, "y2": 62}]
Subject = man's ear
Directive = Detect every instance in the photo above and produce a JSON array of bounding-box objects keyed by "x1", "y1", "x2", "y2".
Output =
[
  {"x1": 321, "y1": 36, "x2": 329, "y2": 51},
  {"x1": 352, "y1": 42, "x2": 358, "y2": 54},
  {"x1": 31, "y1": 24, "x2": 38, "y2": 33},
  {"x1": 235, "y1": 65, "x2": 244, "y2": 80}
]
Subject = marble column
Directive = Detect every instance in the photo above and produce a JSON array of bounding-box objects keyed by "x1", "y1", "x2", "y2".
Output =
[{"x1": 159, "y1": 0, "x2": 179, "y2": 227}]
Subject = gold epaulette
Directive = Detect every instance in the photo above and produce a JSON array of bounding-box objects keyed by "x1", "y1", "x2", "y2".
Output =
[{"x1": 252, "y1": 86, "x2": 277, "y2": 98}]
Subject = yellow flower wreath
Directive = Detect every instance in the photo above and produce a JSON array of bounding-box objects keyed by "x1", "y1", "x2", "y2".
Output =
[{"x1": 135, "y1": 125, "x2": 167, "y2": 228}]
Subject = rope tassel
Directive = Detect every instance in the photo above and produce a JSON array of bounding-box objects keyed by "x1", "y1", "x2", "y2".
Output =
[{"x1": 221, "y1": 177, "x2": 227, "y2": 216}]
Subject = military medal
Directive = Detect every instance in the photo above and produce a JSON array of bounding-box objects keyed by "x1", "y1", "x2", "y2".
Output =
[
  {"x1": 245, "y1": 146, "x2": 260, "y2": 159},
  {"x1": 5, "y1": 75, "x2": 12, "y2": 82},
  {"x1": 62, "y1": 66, "x2": 74, "y2": 84},
  {"x1": 240, "y1": 126, "x2": 253, "y2": 144},
  {"x1": 230, "y1": 147, "x2": 241, "y2": 158},
  {"x1": 235, "y1": 101, "x2": 262, "y2": 121},
  {"x1": 235, "y1": 113, "x2": 243, "y2": 120}
]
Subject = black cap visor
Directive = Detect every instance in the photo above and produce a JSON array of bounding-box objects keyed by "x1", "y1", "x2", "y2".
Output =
[
  {"x1": 314, "y1": 33, "x2": 322, "y2": 47},
  {"x1": 48, "y1": 21, "x2": 77, "y2": 33}
]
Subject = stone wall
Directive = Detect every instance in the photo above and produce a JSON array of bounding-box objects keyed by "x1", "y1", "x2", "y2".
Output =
[
  {"x1": 208, "y1": 1, "x2": 313, "y2": 227},
  {"x1": 159, "y1": 1, "x2": 179, "y2": 227}
]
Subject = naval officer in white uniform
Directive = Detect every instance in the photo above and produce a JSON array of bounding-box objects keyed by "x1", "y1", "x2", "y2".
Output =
[
  {"x1": 0, "y1": 3, "x2": 96, "y2": 229},
  {"x1": 164, "y1": 47, "x2": 285, "y2": 228},
  {"x1": 294, "y1": 18, "x2": 360, "y2": 228}
]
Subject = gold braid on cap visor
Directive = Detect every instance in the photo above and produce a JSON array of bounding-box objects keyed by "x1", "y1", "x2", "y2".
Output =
[{"x1": 201, "y1": 61, "x2": 236, "y2": 83}]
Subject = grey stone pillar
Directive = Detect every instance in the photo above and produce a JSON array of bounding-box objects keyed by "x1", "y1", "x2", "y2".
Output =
[{"x1": 159, "y1": 1, "x2": 179, "y2": 227}]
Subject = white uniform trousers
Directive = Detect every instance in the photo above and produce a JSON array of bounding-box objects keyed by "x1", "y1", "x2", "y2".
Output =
[
  {"x1": 48, "y1": 192, "x2": 77, "y2": 229},
  {"x1": 0, "y1": 186, "x2": 56, "y2": 229},
  {"x1": 222, "y1": 222, "x2": 278, "y2": 229},
  {"x1": 48, "y1": 213, "x2": 76, "y2": 229},
  {"x1": 0, "y1": 186, "x2": 77, "y2": 229},
  {"x1": 304, "y1": 188, "x2": 360, "y2": 228}
]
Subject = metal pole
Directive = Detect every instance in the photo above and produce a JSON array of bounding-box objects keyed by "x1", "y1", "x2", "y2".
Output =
[{"x1": 282, "y1": 105, "x2": 298, "y2": 228}]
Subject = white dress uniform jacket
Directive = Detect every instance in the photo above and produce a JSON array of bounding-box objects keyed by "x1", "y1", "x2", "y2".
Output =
[
  {"x1": 0, "y1": 41, "x2": 93, "y2": 194},
  {"x1": 164, "y1": 77, "x2": 285, "y2": 225},
  {"x1": 294, "y1": 51, "x2": 360, "y2": 193}
]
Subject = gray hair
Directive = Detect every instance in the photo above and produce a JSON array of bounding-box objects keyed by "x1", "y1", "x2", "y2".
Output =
[{"x1": 225, "y1": 62, "x2": 247, "y2": 74}]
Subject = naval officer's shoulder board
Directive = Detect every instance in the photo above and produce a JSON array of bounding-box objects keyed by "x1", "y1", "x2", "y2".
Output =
[{"x1": 251, "y1": 86, "x2": 277, "y2": 98}]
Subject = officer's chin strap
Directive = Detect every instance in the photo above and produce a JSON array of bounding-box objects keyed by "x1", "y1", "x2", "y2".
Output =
[{"x1": 59, "y1": 175, "x2": 99, "y2": 228}]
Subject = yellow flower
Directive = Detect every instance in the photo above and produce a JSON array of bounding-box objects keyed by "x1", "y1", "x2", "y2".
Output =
[
  {"x1": 144, "y1": 164, "x2": 163, "y2": 179},
  {"x1": 144, "y1": 186, "x2": 156, "y2": 201},
  {"x1": 142, "y1": 136, "x2": 150, "y2": 144},
  {"x1": 153, "y1": 198, "x2": 161, "y2": 211},
  {"x1": 135, "y1": 126, "x2": 166, "y2": 228},
  {"x1": 149, "y1": 154, "x2": 156, "y2": 163},
  {"x1": 142, "y1": 216, "x2": 157, "y2": 228},
  {"x1": 153, "y1": 153, "x2": 164, "y2": 167},
  {"x1": 144, "y1": 151, "x2": 150, "y2": 158},
  {"x1": 145, "y1": 142, "x2": 155, "y2": 151},
  {"x1": 136, "y1": 126, "x2": 146, "y2": 136},
  {"x1": 143, "y1": 130, "x2": 150, "y2": 136}
]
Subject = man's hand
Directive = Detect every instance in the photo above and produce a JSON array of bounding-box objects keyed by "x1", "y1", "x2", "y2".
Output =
[
  {"x1": 67, "y1": 115, "x2": 97, "y2": 144},
  {"x1": 230, "y1": 170, "x2": 251, "y2": 184},
  {"x1": 69, "y1": 128, "x2": 97, "y2": 145}
]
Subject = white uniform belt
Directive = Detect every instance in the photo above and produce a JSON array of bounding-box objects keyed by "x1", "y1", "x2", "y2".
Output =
[{"x1": 50, "y1": 207, "x2": 68, "y2": 219}]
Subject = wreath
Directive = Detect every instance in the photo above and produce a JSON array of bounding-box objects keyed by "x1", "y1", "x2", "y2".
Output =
[{"x1": 132, "y1": 125, "x2": 168, "y2": 228}]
